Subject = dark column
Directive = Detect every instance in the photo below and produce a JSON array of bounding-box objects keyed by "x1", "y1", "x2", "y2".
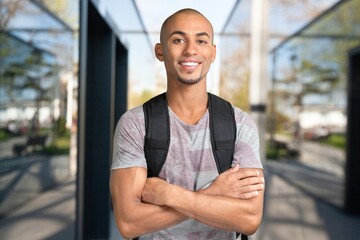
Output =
[
  {"x1": 114, "y1": 39, "x2": 128, "y2": 126},
  {"x1": 345, "y1": 46, "x2": 360, "y2": 215},
  {"x1": 77, "y1": 1, "x2": 128, "y2": 239}
]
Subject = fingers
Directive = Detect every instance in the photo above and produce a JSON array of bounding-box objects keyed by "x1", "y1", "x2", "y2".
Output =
[
  {"x1": 231, "y1": 169, "x2": 265, "y2": 199},
  {"x1": 234, "y1": 168, "x2": 261, "y2": 180},
  {"x1": 241, "y1": 175, "x2": 265, "y2": 186},
  {"x1": 241, "y1": 182, "x2": 265, "y2": 193},
  {"x1": 235, "y1": 183, "x2": 264, "y2": 199},
  {"x1": 239, "y1": 191, "x2": 260, "y2": 199},
  {"x1": 225, "y1": 164, "x2": 240, "y2": 174}
]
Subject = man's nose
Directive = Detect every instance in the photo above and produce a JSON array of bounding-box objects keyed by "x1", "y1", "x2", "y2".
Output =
[{"x1": 183, "y1": 41, "x2": 197, "y2": 55}]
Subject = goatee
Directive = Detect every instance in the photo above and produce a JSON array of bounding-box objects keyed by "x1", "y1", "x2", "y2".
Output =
[{"x1": 178, "y1": 76, "x2": 202, "y2": 85}]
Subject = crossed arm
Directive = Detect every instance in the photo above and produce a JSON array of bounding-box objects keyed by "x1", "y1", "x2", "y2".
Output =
[{"x1": 110, "y1": 165, "x2": 264, "y2": 239}]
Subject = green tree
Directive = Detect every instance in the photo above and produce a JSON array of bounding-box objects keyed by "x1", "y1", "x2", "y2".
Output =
[
  {"x1": 129, "y1": 90, "x2": 155, "y2": 109},
  {"x1": 220, "y1": 38, "x2": 250, "y2": 111},
  {"x1": 37, "y1": 0, "x2": 78, "y2": 28},
  {"x1": 2, "y1": 48, "x2": 59, "y2": 136},
  {"x1": 0, "y1": 0, "x2": 24, "y2": 30}
]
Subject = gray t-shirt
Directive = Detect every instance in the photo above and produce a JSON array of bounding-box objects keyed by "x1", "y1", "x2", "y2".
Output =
[{"x1": 111, "y1": 105, "x2": 263, "y2": 240}]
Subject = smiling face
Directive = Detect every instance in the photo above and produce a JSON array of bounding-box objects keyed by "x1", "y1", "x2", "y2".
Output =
[{"x1": 155, "y1": 9, "x2": 216, "y2": 86}]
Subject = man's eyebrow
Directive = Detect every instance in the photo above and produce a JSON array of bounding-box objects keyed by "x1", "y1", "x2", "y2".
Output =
[
  {"x1": 196, "y1": 32, "x2": 210, "y2": 38},
  {"x1": 169, "y1": 31, "x2": 211, "y2": 39},
  {"x1": 169, "y1": 30, "x2": 186, "y2": 37}
]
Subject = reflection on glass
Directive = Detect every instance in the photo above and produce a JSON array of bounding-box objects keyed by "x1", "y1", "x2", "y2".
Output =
[
  {"x1": 269, "y1": 0, "x2": 360, "y2": 209},
  {"x1": 0, "y1": 1, "x2": 77, "y2": 229},
  {"x1": 1, "y1": 33, "x2": 58, "y2": 156}
]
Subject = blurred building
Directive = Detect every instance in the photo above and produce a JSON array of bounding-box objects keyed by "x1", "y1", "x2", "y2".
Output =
[
  {"x1": 270, "y1": 0, "x2": 360, "y2": 214},
  {"x1": 0, "y1": 32, "x2": 58, "y2": 131},
  {"x1": 0, "y1": 0, "x2": 77, "y2": 216},
  {"x1": 271, "y1": 0, "x2": 360, "y2": 137}
]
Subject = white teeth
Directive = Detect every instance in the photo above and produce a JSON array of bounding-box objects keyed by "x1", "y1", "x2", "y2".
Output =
[{"x1": 181, "y1": 62, "x2": 199, "y2": 66}]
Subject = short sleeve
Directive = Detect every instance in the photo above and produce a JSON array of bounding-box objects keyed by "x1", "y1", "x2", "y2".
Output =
[
  {"x1": 111, "y1": 106, "x2": 147, "y2": 170},
  {"x1": 232, "y1": 107, "x2": 263, "y2": 169}
]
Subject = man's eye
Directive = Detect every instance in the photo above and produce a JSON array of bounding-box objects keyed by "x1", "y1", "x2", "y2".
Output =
[
  {"x1": 174, "y1": 39, "x2": 184, "y2": 44},
  {"x1": 198, "y1": 40, "x2": 207, "y2": 44}
]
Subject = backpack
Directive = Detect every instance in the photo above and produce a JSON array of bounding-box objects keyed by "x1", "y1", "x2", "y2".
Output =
[{"x1": 142, "y1": 92, "x2": 248, "y2": 240}]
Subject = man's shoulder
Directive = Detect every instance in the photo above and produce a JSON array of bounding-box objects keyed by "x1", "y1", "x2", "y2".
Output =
[
  {"x1": 231, "y1": 105, "x2": 246, "y2": 116},
  {"x1": 119, "y1": 105, "x2": 144, "y2": 126},
  {"x1": 124, "y1": 105, "x2": 143, "y2": 117},
  {"x1": 231, "y1": 105, "x2": 258, "y2": 130},
  {"x1": 207, "y1": 93, "x2": 253, "y2": 125}
]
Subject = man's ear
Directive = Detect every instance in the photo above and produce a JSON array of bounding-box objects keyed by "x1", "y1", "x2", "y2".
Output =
[
  {"x1": 155, "y1": 43, "x2": 164, "y2": 62},
  {"x1": 211, "y1": 44, "x2": 217, "y2": 63}
]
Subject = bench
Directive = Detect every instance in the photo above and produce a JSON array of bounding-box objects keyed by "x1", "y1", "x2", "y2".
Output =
[
  {"x1": 13, "y1": 135, "x2": 48, "y2": 156},
  {"x1": 272, "y1": 139, "x2": 300, "y2": 158}
]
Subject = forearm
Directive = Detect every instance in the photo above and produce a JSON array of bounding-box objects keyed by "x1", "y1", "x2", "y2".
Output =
[
  {"x1": 110, "y1": 168, "x2": 187, "y2": 239},
  {"x1": 142, "y1": 168, "x2": 265, "y2": 235},
  {"x1": 116, "y1": 181, "x2": 248, "y2": 238},
  {"x1": 117, "y1": 175, "x2": 257, "y2": 238},
  {"x1": 165, "y1": 185, "x2": 263, "y2": 235},
  {"x1": 116, "y1": 183, "x2": 220, "y2": 237},
  {"x1": 113, "y1": 199, "x2": 186, "y2": 238}
]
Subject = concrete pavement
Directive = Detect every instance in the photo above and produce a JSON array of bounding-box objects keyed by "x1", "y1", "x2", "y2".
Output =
[
  {"x1": 0, "y1": 177, "x2": 76, "y2": 240},
  {"x1": 257, "y1": 160, "x2": 360, "y2": 240}
]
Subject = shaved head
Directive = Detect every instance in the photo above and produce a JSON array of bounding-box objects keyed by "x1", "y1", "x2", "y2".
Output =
[
  {"x1": 154, "y1": 8, "x2": 217, "y2": 87},
  {"x1": 159, "y1": 8, "x2": 214, "y2": 44}
]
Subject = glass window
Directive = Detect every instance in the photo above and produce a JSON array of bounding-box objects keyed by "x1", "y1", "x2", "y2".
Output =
[
  {"x1": 270, "y1": 0, "x2": 360, "y2": 208},
  {"x1": 0, "y1": 0, "x2": 78, "y2": 237}
]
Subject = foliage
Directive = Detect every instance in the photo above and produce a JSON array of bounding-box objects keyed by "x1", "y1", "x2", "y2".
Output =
[
  {"x1": 231, "y1": 77, "x2": 250, "y2": 112},
  {"x1": 1, "y1": 39, "x2": 60, "y2": 136},
  {"x1": 318, "y1": 133, "x2": 346, "y2": 150},
  {"x1": 0, "y1": 0, "x2": 24, "y2": 30},
  {"x1": 56, "y1": 116, "x2": 67, "y2": 136},
  {"x1": 0, "y1": 130, "x2": 10, "y2": 141},
  {"x1": 268, "y1": 110, "x2": 291, "y2": 133},
  {"x1": 38, "y1": 0, "x2": 78, "y2": 28},
  {"x1": 276, "y1": 57, "x2": 341, "y2": 110},
  {"x1": 219, "y1": 39, "x2": 250, "y2": 111},
  {"x1": 128, "y1": 90, "x2": 156, "y2": 109},
  {"x1": 272, "y1": 0, "x2": 330, "y2": 22},
  {"x1": 42, "y1": 129, "x2": 70, "y2": 155},
  {"x1": 266, "y1": 141, "x2": 288, "y2": 160}
]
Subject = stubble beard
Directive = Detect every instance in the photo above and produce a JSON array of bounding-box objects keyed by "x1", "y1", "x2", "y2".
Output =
[
  {"x1": 177, "y1": 68, "x2": 205, "y2": 85},
  {"x1": 177, "y1": 76, "x2": 202, "y2": 85}
]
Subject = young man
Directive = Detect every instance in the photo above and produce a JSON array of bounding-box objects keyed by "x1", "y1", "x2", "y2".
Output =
[{"x1": 110, "y1": 8, "x2": 264, "y2": 240}]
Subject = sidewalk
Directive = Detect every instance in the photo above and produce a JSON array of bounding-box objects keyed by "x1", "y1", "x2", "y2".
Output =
[
  {"x1": 256, "y1": 139, "x2": 360, "y2": 240},
  {"x1": 257, "y1": 160, "x2": 360, "y2": 240},
  {"x1": 0, "y1": 175, "x2": 125, "y2": 240},
  {"x1": 1, "y1": 158, "x2": 360, "y2": 240},
  {"x1": 0, "y1": 177, "x2": 76, "y2": 240}
]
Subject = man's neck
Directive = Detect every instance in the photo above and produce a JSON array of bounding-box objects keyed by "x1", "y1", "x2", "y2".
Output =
[{"x1": 166, "y1": 88, "x2": 208, "y2": 125}]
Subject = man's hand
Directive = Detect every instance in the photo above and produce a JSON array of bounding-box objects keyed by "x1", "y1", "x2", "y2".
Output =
[
  {"x1": 142, "y1": 177, "x2": 172, "y2": 206},
  {"x1": 203, "y1": 165, "x2": 264, "y2": 199}
]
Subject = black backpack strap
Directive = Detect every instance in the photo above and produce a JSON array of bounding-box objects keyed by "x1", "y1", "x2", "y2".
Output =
[
  {"x1": 143, "y1": 93, "x2": 170, "y2": 178},
  {"x1": 209, "y1": 94, "x2": 248, "y2": 240},
  {"x1": 208, "y1": 93, "x2": 236, "y2": 174}
]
